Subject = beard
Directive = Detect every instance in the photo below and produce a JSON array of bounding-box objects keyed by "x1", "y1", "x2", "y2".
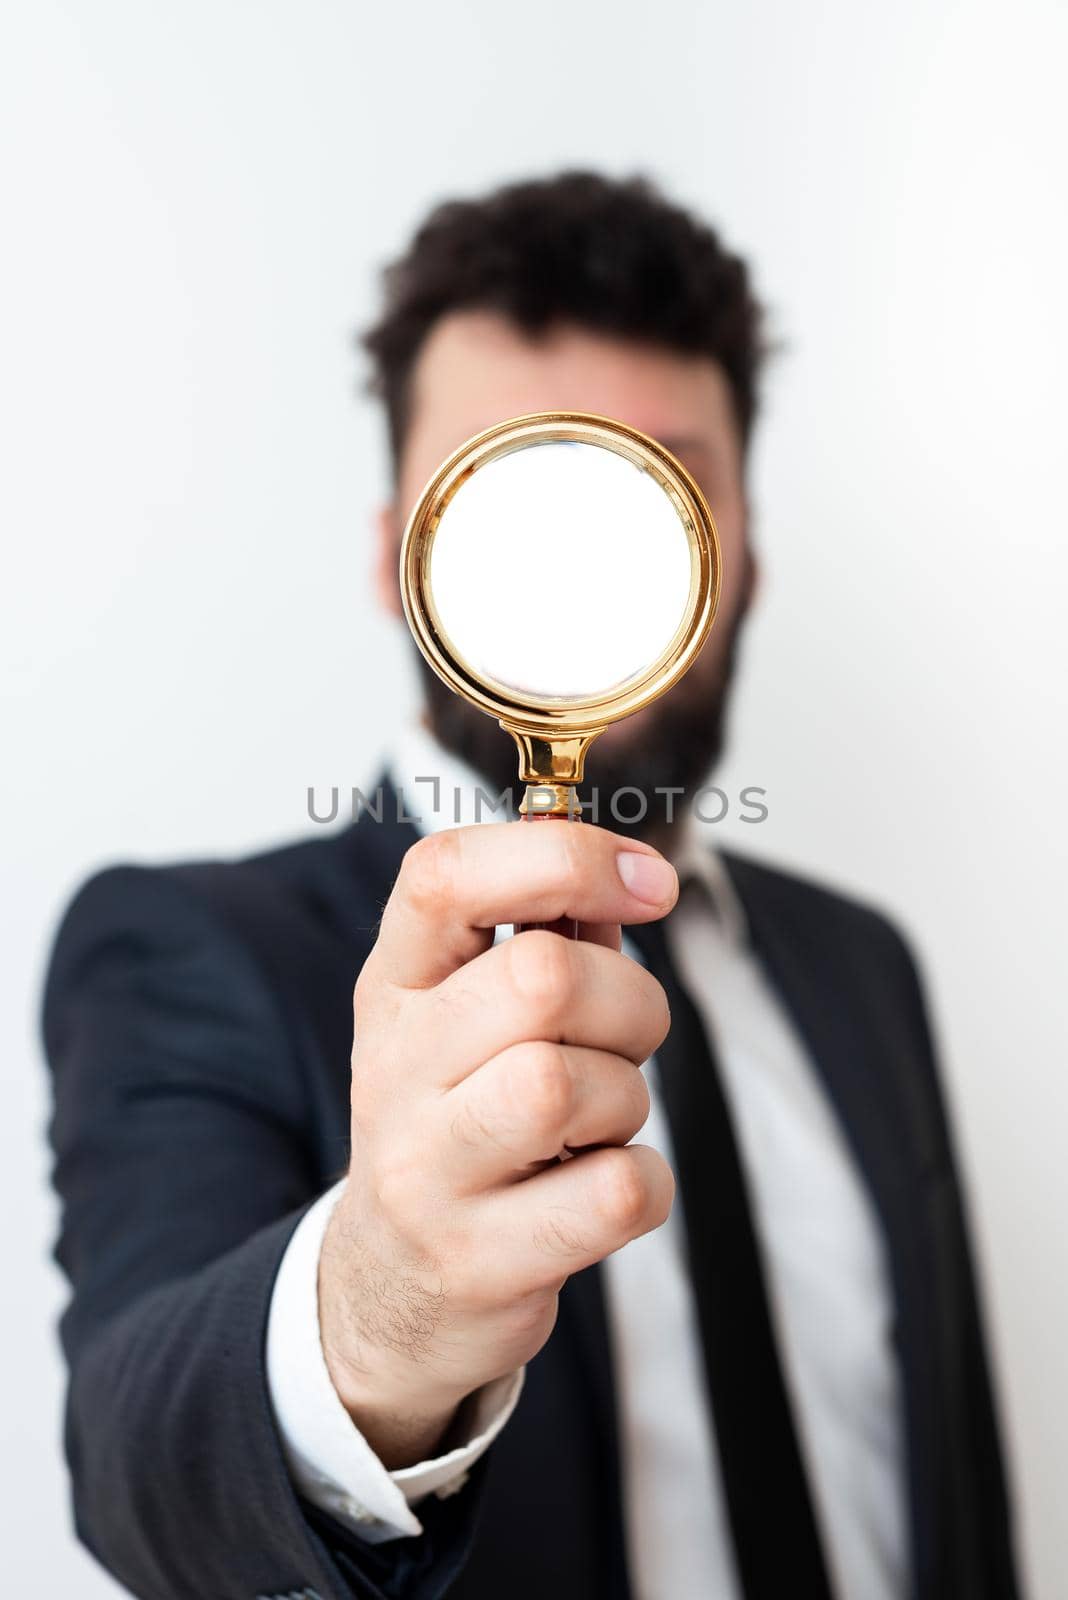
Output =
[{"x1": 416, "y1": 600, "x2": 747, "y2": 843}]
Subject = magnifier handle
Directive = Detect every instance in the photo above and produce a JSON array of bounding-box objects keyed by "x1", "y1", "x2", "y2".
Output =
[{"x1": 514, "y1": 811, "x2": 580, "y2": 940}]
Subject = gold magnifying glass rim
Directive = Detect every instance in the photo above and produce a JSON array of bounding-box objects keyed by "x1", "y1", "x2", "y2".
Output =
[{"x1": 399, "y1": 411, "x2": 721, "y2": 772}]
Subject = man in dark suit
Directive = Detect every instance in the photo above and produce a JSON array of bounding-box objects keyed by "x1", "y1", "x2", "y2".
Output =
[{"x1": 43, "y1": 172, "x2": 1020, "y2": 1600}]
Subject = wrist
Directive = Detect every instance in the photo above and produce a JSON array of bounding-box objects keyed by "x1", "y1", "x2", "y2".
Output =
[
  {"x1": 318, "y1": 1198, "x2": 469, "y2": 1468},
  {"x1": 325, "y1": 1355, "x2": 462, "y2": 1469}
]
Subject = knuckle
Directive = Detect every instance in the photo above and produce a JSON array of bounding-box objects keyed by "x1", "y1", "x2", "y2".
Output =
[
  {"x1": 641, "y1": 958, "x2": 670, "y2": 1019},
  {"x1": 651, "y1": 1160, "x2": 677, "y2": 1227},
  {"x1": 401, "y1": 831, "x2": 459, "y2": 914},
  {"x1": 502, "y1": 1287, "x2": 559, "y2": 1343},
  {"x1": 638, "y1": 971, "x2": 672, "y2": 1056},
  {"x1": 373, "y1": 1145, "x2": 426, "y2": 1222},
  {"x1": 508, "y1": 930, "x2": 575, "y2": 1016},
  {"x1": 596, "y1": 1150, "x2": 650, "y2": 1232},
  {"x1": 653, "y1": 996, "x2": 672, "y2": 1054},
  {"x1": 624, "y1": 1067, "x2": 652, "y2": 1131},
  {"x1": 515, "y1": 1041, "x2": 573, "y2": 1134}
]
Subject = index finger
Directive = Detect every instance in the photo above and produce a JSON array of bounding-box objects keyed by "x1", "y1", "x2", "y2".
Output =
[{"x1": 371, "y1": 822, "x2": 678, "y2": 990}]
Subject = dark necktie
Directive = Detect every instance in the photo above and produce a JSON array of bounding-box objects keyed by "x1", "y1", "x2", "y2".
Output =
[{"x1": 628, "y1": 901, "x2": 834, "y2": 1599}]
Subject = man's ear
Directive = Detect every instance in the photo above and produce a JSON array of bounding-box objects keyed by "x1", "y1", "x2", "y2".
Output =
[
  {"x1": 373, "y1": 502, "x2": 404, "y2": 617},
  {"x1": 740, "y1": 543, "x2": 761, "y2": 614},
  {"x1": 738, "y1": 497, "x2": 760, "y2": 614}
]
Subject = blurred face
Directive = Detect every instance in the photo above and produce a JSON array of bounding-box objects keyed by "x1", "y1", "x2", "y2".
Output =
[{"x1": 374, "y1": 310, "x2": 757, "y2": 838}]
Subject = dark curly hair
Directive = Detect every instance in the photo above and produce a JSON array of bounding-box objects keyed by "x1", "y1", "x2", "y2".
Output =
[{"x1": 362, "y1": 170, "x2": 768, "y2": 474}]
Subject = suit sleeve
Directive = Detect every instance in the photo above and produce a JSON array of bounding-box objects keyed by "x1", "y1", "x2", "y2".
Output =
[{"x1": 42, "y1": 863, "x2": 482, "y2": 1600}]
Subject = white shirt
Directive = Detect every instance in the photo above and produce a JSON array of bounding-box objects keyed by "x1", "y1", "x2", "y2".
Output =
[{"x1": 267, "y1": 724, "x2": 910, "y2": 1599}]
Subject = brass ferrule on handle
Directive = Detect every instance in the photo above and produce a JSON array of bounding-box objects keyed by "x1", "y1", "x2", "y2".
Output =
[
  {"x1": 504, "y1": 726, "x2": 603, "y2": 787},
  {"x1": 518, "y1": 782, "x2": 583, "y2": 818}
]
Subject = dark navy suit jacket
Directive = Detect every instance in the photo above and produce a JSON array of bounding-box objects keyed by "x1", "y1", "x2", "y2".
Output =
[{"x1": 42, "y1": 781, "x2": 1021, "y2": 1600}]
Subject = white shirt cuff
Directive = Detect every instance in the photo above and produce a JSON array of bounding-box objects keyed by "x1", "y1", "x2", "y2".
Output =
[{"x1": 265, "y1": 1179, "x2": 525, "y2": 1544}]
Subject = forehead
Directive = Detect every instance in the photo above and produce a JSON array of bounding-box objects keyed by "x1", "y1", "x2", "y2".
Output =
[{"x1": 404, "y1": 310, "x2": 740, "y2": 480}]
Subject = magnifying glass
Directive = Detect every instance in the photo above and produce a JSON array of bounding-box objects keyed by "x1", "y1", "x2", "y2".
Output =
[{"x1": 399, "y1": 410, "x2": 721, "y2": 937}]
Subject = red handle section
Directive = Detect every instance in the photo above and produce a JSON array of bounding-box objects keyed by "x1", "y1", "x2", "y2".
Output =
[{"x1": 513, "y1": 811, "x2": 580, "y2": 940}]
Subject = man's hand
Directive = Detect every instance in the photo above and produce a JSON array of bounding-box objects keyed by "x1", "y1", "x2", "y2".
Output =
[{"x1": 319, "y1": 821, "x2": 678, "y2": 1468}]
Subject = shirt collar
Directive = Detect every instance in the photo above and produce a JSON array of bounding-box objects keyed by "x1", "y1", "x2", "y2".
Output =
[
  {"x1": 670, "y1": 806, "x2": 749, "y2": 949},
  {"x1": 388, "y1": 720, "x2": 514, "y2": 836},
  {"x1": 387, "y1": 720, "x2": 747, "y2": 948}
]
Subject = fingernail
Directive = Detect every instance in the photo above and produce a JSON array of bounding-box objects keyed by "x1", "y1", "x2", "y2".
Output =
[{"x1": 616, "y1": 851, "x2": 677, "y2": 906}]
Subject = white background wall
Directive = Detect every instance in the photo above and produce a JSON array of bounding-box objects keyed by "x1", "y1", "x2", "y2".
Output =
[{"x1": 2, "y1": 1, "x2": 1065, "y2": 1593}]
